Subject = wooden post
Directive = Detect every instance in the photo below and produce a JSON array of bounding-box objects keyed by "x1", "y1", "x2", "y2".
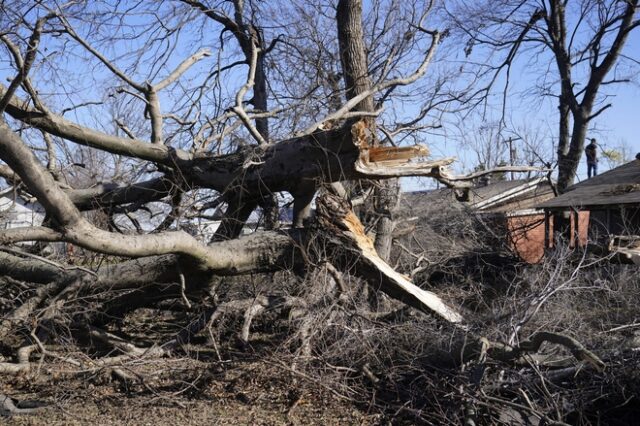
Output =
[
  {"x1": 573, "y1": 209, "x2": 580, "y2": 247},
  {"x1": 544, "y1": 210, "x2": 550, "y2": 249}
]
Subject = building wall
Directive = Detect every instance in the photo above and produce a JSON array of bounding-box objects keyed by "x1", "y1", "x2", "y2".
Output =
[
  {"x1": 538, "y1": 205, "x2": 640, "y2": 258},
  {"x1": 506, "y1": 214, "x2": 548, "y2": 263},
  {"x1": 0, "y1": 197, "x2": 44, "y2": 229},
  {"x1": 576, "y1": 210, "x2": 590, "y2": 246}
]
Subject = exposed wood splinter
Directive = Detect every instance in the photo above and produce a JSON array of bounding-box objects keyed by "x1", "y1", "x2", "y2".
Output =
[
  {"x1": 348, "y1": 120, "x2": 542, "y2": 187},
  {"x1": 316, "y1": 191, "x2": 465, "y2": 324}
]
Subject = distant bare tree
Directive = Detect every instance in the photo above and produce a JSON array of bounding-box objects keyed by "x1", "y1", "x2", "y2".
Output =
[{"x1": 446, "y1": 0, "x2": 640, "y2": 191}]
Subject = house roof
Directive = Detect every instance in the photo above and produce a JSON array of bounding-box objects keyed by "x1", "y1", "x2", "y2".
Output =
[
  {"x1": 400, "y1": 187, "x2": 462, "y2": 217},
  {"x1": 538, "y1": 159, "x2": 640, "y2": 209},
  {"x1": 469, "y1": 179, "x2": 537, "y2": 203},
  {"x1": 402, "y1": 177, "x2": 555, "y2": 214},
  {"x1": 468, "y1": 177, "x2": 554, "y2": 212}
]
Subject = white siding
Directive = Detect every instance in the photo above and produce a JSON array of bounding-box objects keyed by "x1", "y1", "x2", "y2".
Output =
[
  {"x1": 194, "y1": 219, "x2": 221, "y2": 241},
  {"x1": 0, "y1": 196, "x2": 45, "y2": 229}
]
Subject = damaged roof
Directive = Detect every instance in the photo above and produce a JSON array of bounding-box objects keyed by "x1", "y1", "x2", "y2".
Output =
[
  {"x1": 403, "y1": 176, "x2": 555, "y2": 214},
  {"x1": 538, "y1": 159, "x2": 640, "y2": 209}
]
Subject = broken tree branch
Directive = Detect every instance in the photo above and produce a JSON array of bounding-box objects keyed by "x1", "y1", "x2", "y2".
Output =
[{"x1": 316, "y1": 191, "x2": 465, "y2": 324}]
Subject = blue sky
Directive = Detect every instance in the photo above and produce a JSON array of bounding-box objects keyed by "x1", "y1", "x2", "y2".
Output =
[
  {"x1": 415, "y1": 11, "x2": 640, "y2": 190},
  {"x1": 1, "y1": 1, "x2": 638, "y2": 193}
]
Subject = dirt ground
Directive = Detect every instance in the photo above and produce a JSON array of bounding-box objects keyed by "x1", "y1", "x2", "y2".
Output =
[
  {"x1": 1, "y1": 358, "x2": 378, "y2": 426},
  {"x1": 4, "y1": 398, "x2": 371, "y2": 426}
]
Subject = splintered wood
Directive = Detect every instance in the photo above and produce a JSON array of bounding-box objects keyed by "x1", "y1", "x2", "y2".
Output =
[
  {"x1": 351, "y1": 120, "x2": 430, "y2": 166},
  {"x1": 367, "y1": 146, "x2": 430, "y2": 166},
  {"x1": 316, "y1": 191, "x2": 465, "y2": 324},
  {"x1": 349, "y1": 120, "x2": 456, "y2": 178}
]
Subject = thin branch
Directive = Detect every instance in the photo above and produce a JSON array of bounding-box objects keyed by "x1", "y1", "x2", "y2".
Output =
[
  {"x1": 58, "y1": 15, "x2": 144, "y2": 91},
  {"x1": 0, "y1": 84, "x2": 188, "y2": 163},
  {"x1": 144, "y1": 85, "x2": 163, "y2": 144},
  {"x1": 297, "y1": 31, "x2": 441, "y2": 137},
  {"x1": 232, "y1": 42, "x2": 268, "y2": 145},
  {"x1": 587, "y1": 103, "x2": 612, "y2": 120},
  {"x1": 0, "y1": 16, "x2": 50, "y2": 113},
  {"x1": 154, "y1": 48, "x2": 212, "y2": 91},
  {"x1": 114, "y1": 119, "x2": 137, "y2": 139}
]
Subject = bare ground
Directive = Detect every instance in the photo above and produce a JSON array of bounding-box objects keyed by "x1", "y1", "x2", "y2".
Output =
[{"x1": 1, "y1": 357, "x2": 377, "y2": 425}]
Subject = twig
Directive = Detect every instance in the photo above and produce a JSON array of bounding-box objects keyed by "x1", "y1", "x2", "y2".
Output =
[
  {"x1": 601, "y1": 322, "x2": 640, "y2": 334},
  {"x1": 0, "y1": 15, "x2": 52, "y2": 113}
]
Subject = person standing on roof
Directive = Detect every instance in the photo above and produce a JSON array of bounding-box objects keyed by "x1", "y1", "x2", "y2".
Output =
[{"x1": 585, "y1": 138, "x2": 598, "y2": 178}]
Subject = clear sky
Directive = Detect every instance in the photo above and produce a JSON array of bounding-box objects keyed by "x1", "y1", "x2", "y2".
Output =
[
  {"x1": 406, "y1": 15, "x2": 640, "y2": 191},
  {"x1": 1, "y1": 1, "x2": 637, "y2": 193}
]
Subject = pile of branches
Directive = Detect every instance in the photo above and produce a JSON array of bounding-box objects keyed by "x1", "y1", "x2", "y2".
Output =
[
  {"x1": 0, "y1": 1, "x2": 632, "y2": 423},
  {"x1": 3, "y1": 191, "x2": 637, "y2": 425}
]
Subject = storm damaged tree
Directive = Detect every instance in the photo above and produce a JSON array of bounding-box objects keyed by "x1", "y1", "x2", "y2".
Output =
[
  {"x1": 337, "y1": 0, "x2": 400, "y2": 261},
  {"x1": 447, "y1": 0, "x2": 640, "y2": 191},
  {"x1": 0, "y1": 0, "x2": 557, "y2": 401},
  {"x1": 0, "y1": 3, "x2": 620, "y2": 422}
]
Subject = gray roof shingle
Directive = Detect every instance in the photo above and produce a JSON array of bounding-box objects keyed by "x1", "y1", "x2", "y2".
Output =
[
  {"x1": 403, "y1": 178, "x2": 554, "y2": 214},
  {"x1": 538, "y1": 160, "x2": 640, "y2": 209}
]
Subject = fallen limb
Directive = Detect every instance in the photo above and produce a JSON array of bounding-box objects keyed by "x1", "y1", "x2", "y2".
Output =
[
  {"x1": 315, "y1": 191, "x2": 465, "y2": 324},
  {"x1": 469, "y1": 332, "x2": 606, "y2": 371},
  {"x1": 0, "y1": 394, "x2": 46, "y2": 416},
  {"x1": 517, "y1": 331, "x2": 605, "y2": 371}
]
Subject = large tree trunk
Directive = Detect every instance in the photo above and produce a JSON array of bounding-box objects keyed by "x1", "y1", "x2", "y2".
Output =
[
  {"x1": 556, "y1": 92, "x2": 570, "y2": 163},
  {"x1": 337, "y1": 0, "x2": 400, "y2": 261},
  {"x1": 336, "y1": 0, "x2": 375, "y2": 113},
  {"x1": 557, "y1": 111, "x2": 589, "y2": 192},
  {"x1": 373, "y1": 178, "x2": 400, "y2": 261}
]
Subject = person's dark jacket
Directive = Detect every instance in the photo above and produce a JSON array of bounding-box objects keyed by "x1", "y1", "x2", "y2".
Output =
[{"x1": 585, "y1": 143, "x2": 597, "y2": 164}]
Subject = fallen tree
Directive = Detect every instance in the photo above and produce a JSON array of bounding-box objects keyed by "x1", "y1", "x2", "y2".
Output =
[{"x1": 4, "y1": 3, "x2": 603, "y2": 422}]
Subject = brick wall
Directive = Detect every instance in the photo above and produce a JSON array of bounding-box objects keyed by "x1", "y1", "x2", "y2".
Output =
[
  {"x1": 506, "y1": 214, "x2": 548, "y2": 263},
  {"x1": 577, "y1": 211, "x2": 590, "y2": 246}
]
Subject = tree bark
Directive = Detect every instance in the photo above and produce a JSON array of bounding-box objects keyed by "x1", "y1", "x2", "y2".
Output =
[
  {"x1": 373, "y1": 179, "x2": 400, "y2": 261},
  {"x1": 557, "y1": 111, "x2": 588, "y2": 192},
  {"x1": 336, "y1": 0, "x2": 375, "y2": 113},
  {"x1": 546, "y1": 0, "x2": 639, "y2": 191},
  {"x1": 337, "y1": 0, "x2": 400, "y2": 261}
]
